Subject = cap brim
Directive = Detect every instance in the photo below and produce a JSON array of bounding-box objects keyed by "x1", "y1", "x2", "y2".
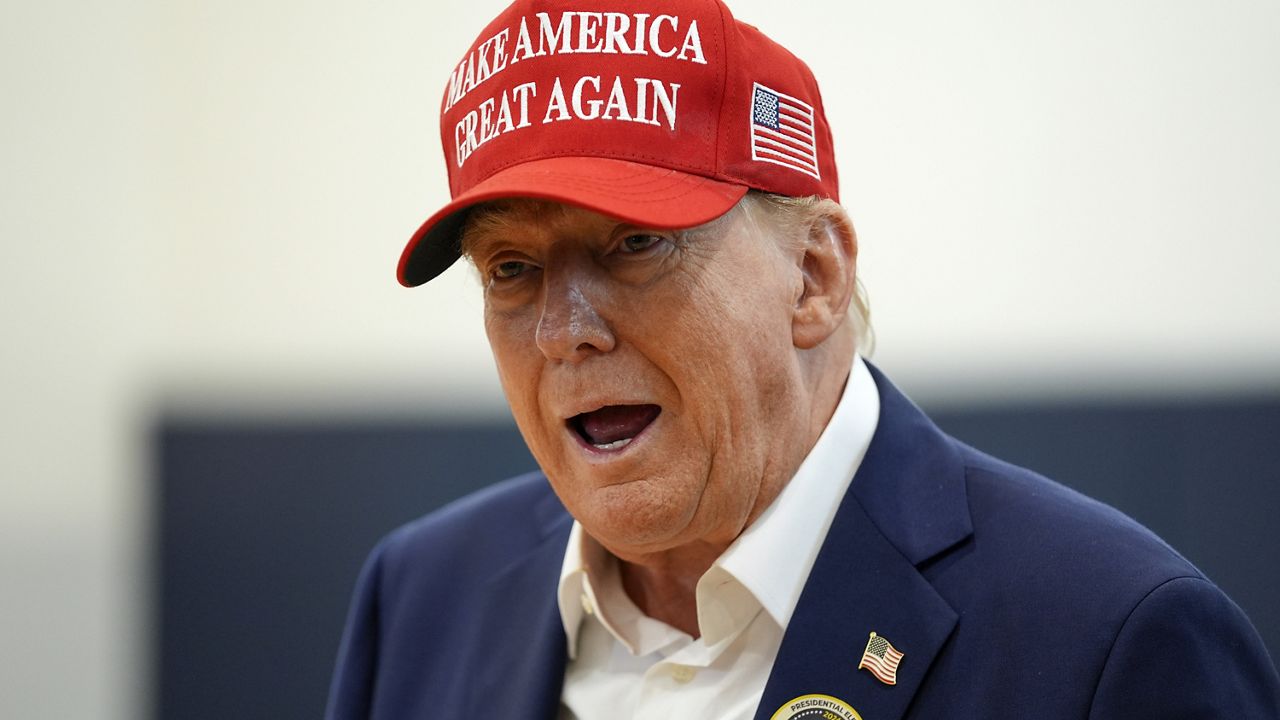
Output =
[{"x1": 397, "y1": 156, "x2": 749, "y2": 287}]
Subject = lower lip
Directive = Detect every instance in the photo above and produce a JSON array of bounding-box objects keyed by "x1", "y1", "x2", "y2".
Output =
[{"x1": 569, "y1": 411, "x2": 661, "y2": 461}]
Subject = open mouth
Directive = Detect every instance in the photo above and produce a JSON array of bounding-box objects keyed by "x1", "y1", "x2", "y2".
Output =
[{"x1": 567, "y1": 404, "x2": 662, "y2": 452}]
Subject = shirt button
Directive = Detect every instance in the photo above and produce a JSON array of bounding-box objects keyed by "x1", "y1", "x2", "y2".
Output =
[{"x1": 670, "y1": 664, "x2": 697, "y2": 684}]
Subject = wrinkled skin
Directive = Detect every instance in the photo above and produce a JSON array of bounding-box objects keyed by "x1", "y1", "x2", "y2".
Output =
[{"x1": 464, "y1": 197, "x2": 856, "y2": 632}]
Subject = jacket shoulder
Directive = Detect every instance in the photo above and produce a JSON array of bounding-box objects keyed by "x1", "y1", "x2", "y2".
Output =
[
  {"x1": 1088, "y1": 575, "x2": 1280, "y2": 717},
  {"x1": 955, "y1": 442, "x2": 1202, "y2": 590},
  {"x1": 326, "y1": 472, "x2": 570, "y2": 719},
  {"x1": 377, "y1": 470, "x2": 569, "y2": 582},
  {"x1": 908, "y1": 441, "x2": 1280, "y2": 717}
]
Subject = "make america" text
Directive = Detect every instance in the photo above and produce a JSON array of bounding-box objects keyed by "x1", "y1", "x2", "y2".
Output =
[{"x1": 445, "y1": 11, "x2": 706, "y2": 112}]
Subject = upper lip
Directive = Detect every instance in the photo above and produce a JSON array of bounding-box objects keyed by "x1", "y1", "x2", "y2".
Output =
[{"x1": 558, "y1": 398, "x2": 656, "y2": 421}]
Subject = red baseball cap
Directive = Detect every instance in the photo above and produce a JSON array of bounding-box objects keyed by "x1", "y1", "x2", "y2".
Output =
[{"x1": 398, "y1": 0, "x2": 840, "y2": 286}]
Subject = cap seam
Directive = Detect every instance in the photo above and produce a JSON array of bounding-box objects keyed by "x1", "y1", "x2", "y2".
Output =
[{"x1": 711, "y1": 0, "x2": 733, "y2": 184}]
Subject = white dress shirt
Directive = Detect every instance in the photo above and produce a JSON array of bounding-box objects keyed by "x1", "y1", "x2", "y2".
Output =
[{"x1": 556, "y1": 355, "x2": 881, "y2": 720}]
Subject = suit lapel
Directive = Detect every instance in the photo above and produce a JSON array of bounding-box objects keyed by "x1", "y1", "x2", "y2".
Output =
[
  {"x1": 755, "y1": 365, "x2": 972, "y2": 720},
  {"x1": 467, "y1": 485, "x2": 573, "y2": 719}
]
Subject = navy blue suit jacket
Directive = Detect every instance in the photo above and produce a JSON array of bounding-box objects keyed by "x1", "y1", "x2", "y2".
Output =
[{"x1": 327, "y1": 366, "x2": 1280, "y2": 718}]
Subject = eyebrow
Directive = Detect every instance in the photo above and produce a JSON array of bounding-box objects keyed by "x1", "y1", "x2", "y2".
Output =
[
  {"x1": 459, "y1": 200, "x2": 727, "y2": 264},
  {"x1": 458, "y1": 222, "x2": 500, "y2": 263},
  {"x1": 458, "y1": 200, "x2": 567, "y2": 261},
  {"x1": 458, "y1": 207, "x2": 523, "y2": 261}
]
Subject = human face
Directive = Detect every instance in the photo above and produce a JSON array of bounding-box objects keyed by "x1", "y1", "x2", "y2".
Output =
[{"x1": 466, "y1": 199, "x2": 814, "y2": 561}]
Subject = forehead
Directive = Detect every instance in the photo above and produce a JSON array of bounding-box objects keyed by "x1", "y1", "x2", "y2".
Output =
[
  {"x1": 464, "y1": 198, "x2": 579, "y2": 239},
  {"x1": 459, "y1": 199, "x2": 603, "y2": 259},
  {"x1": 459, "y1": 198, "x2": 747, "y2": 258}
]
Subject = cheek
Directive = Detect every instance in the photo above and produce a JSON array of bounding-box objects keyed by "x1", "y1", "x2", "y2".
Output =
[
  {"x1": 654, "y1": 266, "x2": 797, "y2": 449},
  {"x1": 654, "y1": 267, "x2": 792, "y2": 377},
  {"x1": 484, "y1": 309, "x2": 548, "y2": 433},
  {"x1": 484, "y1": 304, "x2": 536, "y2": 373}
]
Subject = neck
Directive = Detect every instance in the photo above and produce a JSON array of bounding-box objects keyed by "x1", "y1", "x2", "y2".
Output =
[{"x1": 617, "y1": 545, "x2": 721, "y2": 636}]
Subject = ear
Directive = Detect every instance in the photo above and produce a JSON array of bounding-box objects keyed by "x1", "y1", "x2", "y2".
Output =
[{"x1": 792, "y1": 202, "x2": 857, "y2": 350}]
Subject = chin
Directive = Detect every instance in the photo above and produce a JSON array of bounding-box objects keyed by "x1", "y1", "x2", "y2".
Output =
[{"x1": 576, "y1": 474, "x2": 703, "y2": 555}]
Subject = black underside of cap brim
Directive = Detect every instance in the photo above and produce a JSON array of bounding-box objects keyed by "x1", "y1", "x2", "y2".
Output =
[{"x1": 401, "y1": 209, "x2": 470, "y2": 287}]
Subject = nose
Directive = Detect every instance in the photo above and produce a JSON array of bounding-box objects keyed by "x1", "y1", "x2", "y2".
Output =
[{"x1": 535, "y1": 269, "x2": 616, "y2": 362}]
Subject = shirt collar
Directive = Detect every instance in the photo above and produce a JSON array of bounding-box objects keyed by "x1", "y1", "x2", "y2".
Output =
[
  {"x1": 557, "y1": 522, "x2": 594, "y2": 659},
  {"x1": 557, "y1": 355, "x2": 880, "y2": 656}
]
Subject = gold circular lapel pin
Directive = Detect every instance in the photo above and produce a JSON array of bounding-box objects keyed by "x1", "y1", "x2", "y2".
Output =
[{"x1": 770, "y1": 694, "x2": 863, "y2": 720}]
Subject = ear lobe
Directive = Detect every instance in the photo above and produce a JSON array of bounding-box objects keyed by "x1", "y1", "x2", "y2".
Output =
[{"x1": 792, "y1": 203, "x2": 858, "y2": 350}]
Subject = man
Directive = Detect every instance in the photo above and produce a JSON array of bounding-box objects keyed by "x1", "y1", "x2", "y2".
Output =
[{"x1": 328, "y1": 1, "x2": 1280, "y2": 718}]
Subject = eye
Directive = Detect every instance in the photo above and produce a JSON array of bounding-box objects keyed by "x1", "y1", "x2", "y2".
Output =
[
  {"x1": 492, "y1": 260, "x2": 532, "y2": 280},
  {"x1": 620, "y1": 234, "x2": 663, "y2": 253}
]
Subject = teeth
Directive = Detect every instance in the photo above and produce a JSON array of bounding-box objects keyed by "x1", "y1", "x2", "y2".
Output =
[{"x1": 592, "y1": 437, "x2": 633, "y2": 451}]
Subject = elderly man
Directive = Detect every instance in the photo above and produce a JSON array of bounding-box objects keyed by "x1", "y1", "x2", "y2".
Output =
[{"x1": 327, "y1": 1, "x2": 1279, "y2": 718}]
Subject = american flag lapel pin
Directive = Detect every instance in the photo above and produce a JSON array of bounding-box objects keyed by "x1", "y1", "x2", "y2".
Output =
[{"x1": 858, "y1": 631, "x2": 904, "y2": 686}]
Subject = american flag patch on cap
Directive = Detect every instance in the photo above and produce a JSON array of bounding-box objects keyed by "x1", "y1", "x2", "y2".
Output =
[{"x1": 750, "y1": 83, "x2": 820, "y2": 180}]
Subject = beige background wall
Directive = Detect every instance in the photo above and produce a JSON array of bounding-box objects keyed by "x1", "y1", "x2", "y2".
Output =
[{"x1": 3, "y1": 1, "x2": 1278, "y2": 717}]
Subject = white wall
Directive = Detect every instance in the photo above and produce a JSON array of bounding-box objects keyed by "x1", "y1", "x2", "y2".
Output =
[{"x1": 2, "y1": 0, "x2": 1277, "y2": 717}]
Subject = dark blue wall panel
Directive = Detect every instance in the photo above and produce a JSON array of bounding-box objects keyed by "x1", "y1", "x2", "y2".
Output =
[{"x1": 155, "y1": 422, "x2": 533, "y2": 720}]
